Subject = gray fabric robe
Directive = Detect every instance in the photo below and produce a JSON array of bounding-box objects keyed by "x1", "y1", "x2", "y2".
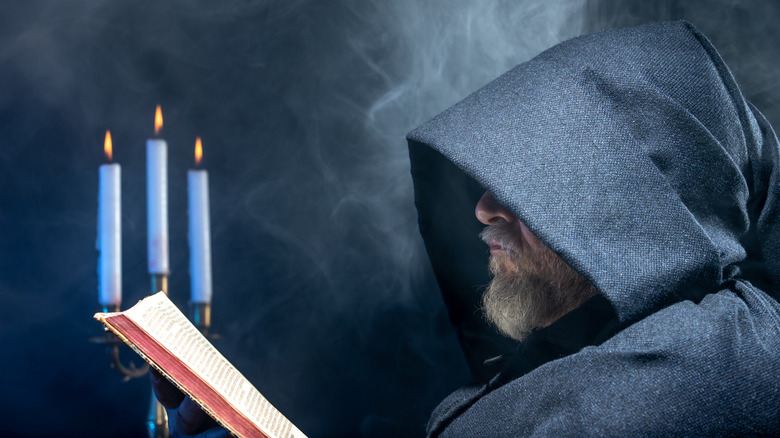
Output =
[{"x1": 408, "y1": 20, "x2": 780, "y2": 436}]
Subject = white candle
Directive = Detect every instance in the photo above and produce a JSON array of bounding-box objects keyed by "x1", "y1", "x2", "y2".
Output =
[
  {"x1": 147, "y1": 105, "x2": 169, "y2": 275},
  {"x1": 188, "y1": 137, "x2": 212, "y2": 303},
  {"x1": 98, "y1": 131, "x2": 121, "y2": 306}
]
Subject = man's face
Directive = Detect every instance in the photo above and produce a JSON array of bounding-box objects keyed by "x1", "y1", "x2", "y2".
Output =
[{"x1": 475, "y1": 191, "x2": 597, "y2": 341}]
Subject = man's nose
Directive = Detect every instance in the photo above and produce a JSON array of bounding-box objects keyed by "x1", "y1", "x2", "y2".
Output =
[{"x1": 475, "y1": 191, "x2": 517, "y2": 225}]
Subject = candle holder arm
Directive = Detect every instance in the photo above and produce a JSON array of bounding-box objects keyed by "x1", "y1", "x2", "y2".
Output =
[{"x1": 90, "y1": 332, "x2": 150, "y2": 382}]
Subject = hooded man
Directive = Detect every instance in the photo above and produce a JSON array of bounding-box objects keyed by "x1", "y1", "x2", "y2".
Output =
[
  {"x1": 151, "y1": 20, "x2": 780, "y2": 437},
  {"x1": 408, "y1": 20, "x2": 780, "y2": 436}
]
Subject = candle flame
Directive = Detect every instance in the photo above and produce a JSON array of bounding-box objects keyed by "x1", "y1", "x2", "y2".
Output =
[
  {"x1": 104, "y1": 130, "x2": 113, "y2": 162},
  {"x1": 195, "y1": 137, "x2": 203, "y2": 166},
  {"x1": 154, "y1": 105, "x2": 163, "y2": 136}
]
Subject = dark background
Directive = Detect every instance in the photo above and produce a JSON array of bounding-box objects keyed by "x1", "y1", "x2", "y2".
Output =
[{"x1": 0, "y1": 1, "x2": 778, "y2": 437}]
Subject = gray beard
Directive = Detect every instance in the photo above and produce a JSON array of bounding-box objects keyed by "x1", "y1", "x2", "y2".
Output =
[{"x1": 480, "y1": 224, "x2": 598, "y2": 342}]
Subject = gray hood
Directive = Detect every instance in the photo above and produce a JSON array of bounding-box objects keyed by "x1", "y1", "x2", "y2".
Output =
[
  {"x1": 408, "y1": 20, "x2": 779, "y2": 324},
  {"x1": 408, "y1": 21, "x2": 780, "y2": 436}
]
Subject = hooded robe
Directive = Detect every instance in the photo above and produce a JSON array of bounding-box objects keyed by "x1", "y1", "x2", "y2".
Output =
[{"x1": 407, "y1": 21, "x2": 780, "y2": 436}]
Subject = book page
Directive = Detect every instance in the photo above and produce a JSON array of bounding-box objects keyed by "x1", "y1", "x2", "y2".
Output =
[{"x1": 124, "y1": 292, "x2": 306, "y2": 438}]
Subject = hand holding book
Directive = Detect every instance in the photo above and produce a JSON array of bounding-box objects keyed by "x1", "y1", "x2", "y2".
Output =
[
  {"x1": 95, "y1": 292, "x2": 306, "y2": 438},
  {"x1": 150, "y1": 368, "x2": 230, "y2": 437}
]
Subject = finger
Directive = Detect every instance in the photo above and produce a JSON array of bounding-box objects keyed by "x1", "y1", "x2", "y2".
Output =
[
  {"x1": 149, "y1": 368, "x2": 185, "y2": 409},
  {"x1": 173, "y1": 396, "x2": 211, "y2": 435}
]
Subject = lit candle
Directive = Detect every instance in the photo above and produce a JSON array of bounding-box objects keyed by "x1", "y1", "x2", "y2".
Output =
[
  {"x1": 188, "y1": 137, "x2": 212, "y2": 303},
  {"x1": 98, "y1": 130, "x2": 122, "y2": 307},
  {"x1": 147, "y1": 105, "x2": 169, "y2": 276}
]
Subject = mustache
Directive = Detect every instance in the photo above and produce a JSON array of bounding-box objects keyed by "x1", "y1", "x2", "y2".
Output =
[{"x1": 479, "y1": 223, "x2": 523, "y2": 254}]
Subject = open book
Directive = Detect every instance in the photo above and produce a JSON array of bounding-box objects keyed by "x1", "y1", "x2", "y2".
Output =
[{"x1": 95, "y1": 292, "x2": 307, "y2": 438}]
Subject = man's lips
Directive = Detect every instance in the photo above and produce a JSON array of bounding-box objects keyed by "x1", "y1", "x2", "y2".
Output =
[{"x1": 488, "y1": 240, "x2": 506, "y2": 255}]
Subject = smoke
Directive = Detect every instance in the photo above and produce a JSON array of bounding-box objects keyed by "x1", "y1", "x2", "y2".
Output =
[
  {"x1": 6, "y1": 1, "x2": 779, "y2": 437},
  {"x1": 220, "y1": 1, "x2": 590, "y2": 435},
  {"x1": 0, "y1": 1, "x2": 589, "y2": 436},
  {"x1": 234, "y1": 0, "x2": 589, "y2": 319}
]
